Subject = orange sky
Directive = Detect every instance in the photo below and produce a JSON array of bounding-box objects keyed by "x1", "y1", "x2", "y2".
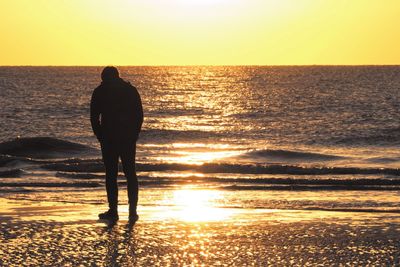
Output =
[{"x1": 1, "y1": 0, "x2": 399, "y2": 65}]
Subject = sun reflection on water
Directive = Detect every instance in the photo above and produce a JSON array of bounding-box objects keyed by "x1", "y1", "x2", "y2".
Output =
[
  {"x1": 145, "y1": 142, "x2": 245, "y2": 165},
  {"x1": 158, "y1": 189, "x2": 234, "y2": 222},
  {"x1": 172, "y1": 150, "x2": 243, "y2": 165}
]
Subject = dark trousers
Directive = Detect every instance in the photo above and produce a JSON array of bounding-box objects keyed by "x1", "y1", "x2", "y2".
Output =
[{"x1": 100, "y1": 140, "x2": 138, "y2": 212}]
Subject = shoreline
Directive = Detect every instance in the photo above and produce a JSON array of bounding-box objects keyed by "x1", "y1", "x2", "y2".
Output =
[{"x1": 1, "y1": 197, "x2": 400, "y2": 265}]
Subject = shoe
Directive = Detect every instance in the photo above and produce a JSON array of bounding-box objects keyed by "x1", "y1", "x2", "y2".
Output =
[
  {"x1": 98, "y1": 209, "x2": 119, "y2": 221},
  {"x1": 129, "y1": 213, "x2": 139, "y2": 222}
]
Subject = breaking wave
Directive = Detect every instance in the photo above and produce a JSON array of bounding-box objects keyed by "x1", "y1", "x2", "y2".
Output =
[
  {"x1": 0, "y1": 137, "x2": 95, "y2": 159},
  {"x1": 0, "y1": 168, "x2": 23, "y2": 178},
  {"x1": 240, "y1": 149, "x2": 345, "y2": 162},
  {"x1": 0, "y1": 181, "x2": 101, "y2": 188},
  {"x1": 26, "y1": 161, "x2": 400, "y2": 176},
  {"x1": 1, "y1": 137, "x2": 400, "y2": 193},
  {"x1": 2, "y1": 172, "x2": 400, "y2": 191},
  {"x1": 221, "y1": 185, "x2": 400, "y2": 191}
]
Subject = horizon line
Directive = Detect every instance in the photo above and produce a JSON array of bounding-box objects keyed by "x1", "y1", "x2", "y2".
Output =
[{"x1": 1, "y1": 64, "x2": 400, "y2": 67}]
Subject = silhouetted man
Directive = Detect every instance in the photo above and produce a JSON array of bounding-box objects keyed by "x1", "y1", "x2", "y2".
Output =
[{"x1": 90, "y1": 66, "x2": 143, "y2": 221}]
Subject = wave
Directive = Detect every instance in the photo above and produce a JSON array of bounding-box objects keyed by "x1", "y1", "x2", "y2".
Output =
[
  {"x1": 222, "y1": 185, "x2": 400, "y2": 191},
  {"x1": 365, "y1": 157, "x2": 400, "y2": 164},
  {"x1": 152, "y1": 162, "x2": 400, "y2": 176},
  {"x1": 0, "y1": 181, "x2": 101, "y2": 188},
  {"x1": 41, "y1": 160, "x2": 400, "y2": 176},
  {"x1": 207, "y1": 177, "x2": 400, "y2": 186},
  {"x1": 0, "y1": 137, "x2": 95, "y2": 159},
  {"x1": 140, "y1": 129, "x2": 225, "y2": 142},
  {"x1": 0, "y1": 188, "x2": 34, "y2": 193},
  {"x1": 2, "y1": 181, "x2": 398, "y2": 191},
  {"x1": 0, "y1": 168, "x2": 23, "y2": 177},
  {"x1": 6, "y1": 169, "x2": 400, "y2": 191},
  {"x1": 43, "y1": 161, "x2": 104, "y2": 172},
  {"x1": 55, "y1": 171, "x2": 104, "y2": 179},
  {"x1": 0, "y1": 154, "x2": 19, "y2": 166},
  {"x1": 56, "y1": 171, "x2": 400, "y2": 186},
  {"x1": 240, "y1": 149, "x2": 345, "y2": 161},
  {"x1": 179, "y1": 163, "x2": 400, "y2": 175},
  {"x1": 331, "y1": 127, "x2": 400, "y2": 146},
  {"x1": 136, "y1": 163, "x2": 400, "y2": 176},
  {"x1": 300, "y1": 207, "x2": 400, "y2": 213}
]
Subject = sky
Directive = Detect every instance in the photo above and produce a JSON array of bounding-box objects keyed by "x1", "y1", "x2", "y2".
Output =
[{"x1": 1, "y1": 0, "x2": 399, "y2": 66}]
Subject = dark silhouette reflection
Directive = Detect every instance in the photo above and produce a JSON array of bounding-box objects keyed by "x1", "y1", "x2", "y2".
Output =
[
  {"x1": 103, "y1": 222, "x2": 120, "y2": 265},
  {"x1": 102, "y1": 221, "x2": 138, "y2": 266},
  {"x1": 91, "y1": 66, "x2": 144, "y2": 221},
  {"x1": 124, "y1": 222, "x2": 138, "y2": 264},
  {"x1": 104, "y1": 218, "x2": 119, "y2": 228}
]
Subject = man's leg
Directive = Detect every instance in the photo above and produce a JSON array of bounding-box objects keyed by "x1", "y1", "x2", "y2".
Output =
[
  {"x1": 120, "y1": 142, "x2": 138, "y2": 219},
  {"x1": 101, "y1": 141, "x2": 119, "y2": 213}
]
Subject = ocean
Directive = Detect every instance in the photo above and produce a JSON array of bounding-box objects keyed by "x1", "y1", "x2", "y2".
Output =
[{"x1": 0, "y1": 66, "x2": 399, "y2": 215}]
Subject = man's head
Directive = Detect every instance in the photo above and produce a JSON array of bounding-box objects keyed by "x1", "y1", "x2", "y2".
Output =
[{"x1": 101, "y1": 66, "x2": 120, "y2": 82}]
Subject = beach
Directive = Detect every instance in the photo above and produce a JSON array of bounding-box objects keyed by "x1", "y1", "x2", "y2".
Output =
[
  {"x1": 1, "y1": 66, "x2": 400, "y2": 265},
  {"x1": 1, "y1": 196, "x2": 400, "y2": 266}
]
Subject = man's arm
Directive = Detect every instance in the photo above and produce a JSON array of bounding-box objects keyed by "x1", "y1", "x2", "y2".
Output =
[
  {"x1": 90, "y1": 88, "x2": 102, "y2": 141},
  {"x1": 133, "y1": 87, "x2": 144, "y2": 140}
]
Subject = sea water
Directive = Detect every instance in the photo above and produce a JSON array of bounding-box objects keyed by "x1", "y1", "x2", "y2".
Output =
[{"x1": 0, "y1": 66, "x2": 399, "y2": 216}]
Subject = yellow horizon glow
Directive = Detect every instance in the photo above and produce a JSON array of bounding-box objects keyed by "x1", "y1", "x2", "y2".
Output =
[{"x1": 1, "y1": 0, "x2": 399, "y2": 65}]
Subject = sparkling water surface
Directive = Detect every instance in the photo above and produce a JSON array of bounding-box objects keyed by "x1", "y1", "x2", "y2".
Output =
[{"x1": 1, "y1": 66, "x2": 400, "y2": 211}]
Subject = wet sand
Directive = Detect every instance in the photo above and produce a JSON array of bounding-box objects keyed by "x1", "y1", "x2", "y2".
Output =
[{"x1": 1, "y1": 198, "x2": 400, "y2": 266}]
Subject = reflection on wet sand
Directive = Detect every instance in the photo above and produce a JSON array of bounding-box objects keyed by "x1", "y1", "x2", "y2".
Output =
[
  {"x1": 103, "y1": 222, "x2": 119, "y2": 266},
  {"x1": 1, "y1": 214, "x2": 400, "y2": 265},
  {"x1": 1, "y1": 197, "x2": 400, "y2": 265},
  {"x1": 103, "y1": 221, "x2": 138, "y2": 266},
  {"x1": 160, "y1": 189, "x2": 235, "y2": 222}
]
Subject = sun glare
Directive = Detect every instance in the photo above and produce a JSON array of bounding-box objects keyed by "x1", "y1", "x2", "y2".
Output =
[
  {"x1": 174, "y1": 151, "x2": 242, "y2": 165},
  {"x1": 176, "y1": 0, "x2": 229, "y2": 5},
  {"x1": 170, "y1": 189, "x2": 233, "y2": 222}
]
